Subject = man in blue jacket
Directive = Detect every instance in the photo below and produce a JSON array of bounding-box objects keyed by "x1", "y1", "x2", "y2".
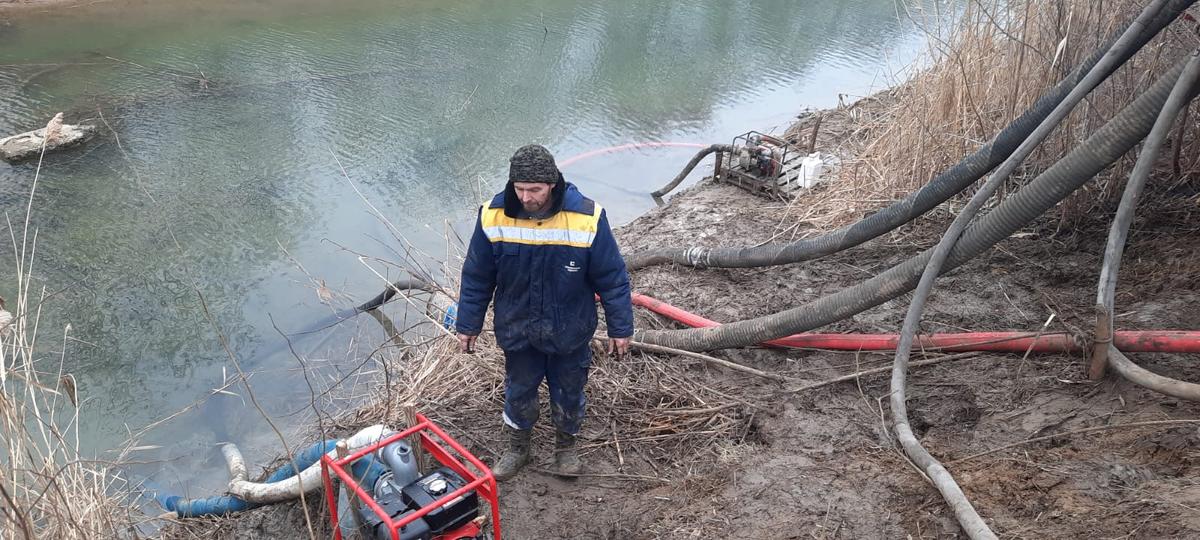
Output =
[{"x1": 456, "y1": 144, "x2": 634, "y2": 480}]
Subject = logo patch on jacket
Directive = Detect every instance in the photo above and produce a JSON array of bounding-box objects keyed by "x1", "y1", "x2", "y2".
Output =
[{"x1": 564, "y1": 260, "x2": 581, "y2": 273}]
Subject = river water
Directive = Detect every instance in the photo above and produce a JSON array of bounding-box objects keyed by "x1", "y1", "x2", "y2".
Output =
[{"x1": 0, "y1": 0, "x2": 933, "y2": 500}]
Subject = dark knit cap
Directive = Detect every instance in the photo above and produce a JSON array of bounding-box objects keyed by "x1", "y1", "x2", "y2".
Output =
[{"x1": 508, "y1": 144, "x2": 561, "y2": 184}]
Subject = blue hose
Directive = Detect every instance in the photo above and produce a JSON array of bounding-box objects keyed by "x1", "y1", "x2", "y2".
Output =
[
  {"x1": 264, "y1": 440, "x2": 339, "y2": 483},
  {"x1": 160, "y1": 493, "x2": 255, "y2": 517},
  {"x1": 157, "y1": 439, "x2": 386, "y2": 518},
  {"x1": 442, "y1": 302, "x2": 458, "y2": 330},
  {"x1": 350, "y1": 454, "x2": 388, "y2": 494}
]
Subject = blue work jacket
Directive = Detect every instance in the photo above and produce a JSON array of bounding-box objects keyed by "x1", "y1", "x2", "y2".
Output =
[{"x1": 456, "y1": 182, "x2": 634, "y2": 354}]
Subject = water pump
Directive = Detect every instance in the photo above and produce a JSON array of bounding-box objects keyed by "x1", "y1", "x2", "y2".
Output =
[
  {"x1": 322, "y1": 414, "x2": 502, "y2": 540},
  {"x1": 718, "y1": 130, "x2": 816, "y2": 198},
  {"x1": 359, "y1": 442, "x2": 480, "y2": 540},
  {"x1": 735, "y1": 133, "x2": 780, "y2": 178}
]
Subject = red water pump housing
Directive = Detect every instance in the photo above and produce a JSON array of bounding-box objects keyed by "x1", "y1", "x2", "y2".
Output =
[{"x1": 321, "y1": 413, "x2": 502, "y2": 540}]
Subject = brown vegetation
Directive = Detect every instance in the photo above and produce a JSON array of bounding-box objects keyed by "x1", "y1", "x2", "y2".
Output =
[
  {"x1": 21, "y1": 1, "x2": 1200, "y2": 538},
  {"x1": 786, "y1": 0, "x2": 1200, "y2": 232},
  {"x1": 1, "y1": 119, "x2": 139, "y2": 539}
]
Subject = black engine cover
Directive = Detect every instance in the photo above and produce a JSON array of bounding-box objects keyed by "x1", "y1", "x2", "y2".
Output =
[
  {"x1": 400, "y1": 467, "x2": 479, "y2": 533},
  {"x1": 364, "y1": 476, "x2": 433, "y2": 540}
]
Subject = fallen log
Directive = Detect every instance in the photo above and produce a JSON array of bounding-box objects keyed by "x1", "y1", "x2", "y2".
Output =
[{"x1": 0, "y1": 121, "x2": 96, "y2": 163}]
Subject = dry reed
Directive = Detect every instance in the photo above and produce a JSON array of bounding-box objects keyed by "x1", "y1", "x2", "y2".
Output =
[
  {"x1": 347, "y1": 249, "x2": 757, "y2": 477},
  {"x1": 1, "y1": 116, "x2": 140, "y2": 539},
  {"x1": 785, "y1": 0, "x2": 1200, "y2": 233}
]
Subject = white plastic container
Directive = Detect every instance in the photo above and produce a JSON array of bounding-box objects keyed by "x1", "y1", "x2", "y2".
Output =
[{"x1": 798, "y1": 153, "x2": 826, "y2": 189}]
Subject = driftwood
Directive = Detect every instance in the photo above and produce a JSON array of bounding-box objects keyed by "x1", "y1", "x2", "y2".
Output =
[{"x1": 0, "y1": 122, "x2": 96, "y2": 163}]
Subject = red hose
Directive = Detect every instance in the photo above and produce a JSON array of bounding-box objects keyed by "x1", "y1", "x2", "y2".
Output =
[
  {"x1": 559, "y1": 142, "x2": 708, "y2": 168},
  {"x1": 630, "y1": 292, "x2": 1200, "y2": 354}
]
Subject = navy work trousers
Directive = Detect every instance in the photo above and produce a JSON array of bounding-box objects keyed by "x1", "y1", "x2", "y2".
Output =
[{"x1": 502, "y1": 344, "x2": 592, "y2": 435}]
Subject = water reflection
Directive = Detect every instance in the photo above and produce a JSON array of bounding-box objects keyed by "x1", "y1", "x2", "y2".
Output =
[{"x1": 0, "y1": 0, "x2": 931, "y2": 495}]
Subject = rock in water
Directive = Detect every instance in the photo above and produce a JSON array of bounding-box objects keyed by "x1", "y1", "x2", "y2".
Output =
[{"x1": 0, "y1": 123, "x2": 97, "y2": 163}]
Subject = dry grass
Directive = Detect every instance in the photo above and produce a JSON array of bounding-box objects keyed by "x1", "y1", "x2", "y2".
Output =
[
  {"x1": 0, "y1": 286, "x2": 142, "y2": 539},
  {"x1": 1, "y1": 117, "x2": 140, "y2": 538},
  {"x1": 319, "y1": 163, "x2": 759, "y2": 472},
  {"x1": 785, "y1": 0, "x2": 1200, "y2": 232},
  {"x1": 346, "y1": 256, "x2": 757, "y2": 475}
]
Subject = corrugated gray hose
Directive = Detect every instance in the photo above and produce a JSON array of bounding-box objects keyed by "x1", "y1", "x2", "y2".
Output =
[
  {"x1": 1096, "y1": 49, "x2": 1200, "y2": 399},
  {"x1": 625, "y1": 0, "x2": 1196, "y2": 271},
  {"x1": 888, "y1": 3, "x2": 1181, "y2": 537},
  {"x1": 635, "y1": 56, "x2": 1196, "y2": 352}
]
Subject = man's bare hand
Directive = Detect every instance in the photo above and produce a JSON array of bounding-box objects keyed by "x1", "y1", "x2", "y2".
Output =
[
  {"x1": 607, "y1": 337, "x2": 631, "y2": 359},
  {"x1": 459, "y1": 333, "x2": 478, "y2": 353}
]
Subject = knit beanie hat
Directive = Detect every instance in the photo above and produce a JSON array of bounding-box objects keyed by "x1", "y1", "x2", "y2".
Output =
[{"x1": 508, "y1": 144, "x2": 562, "y2": 184}]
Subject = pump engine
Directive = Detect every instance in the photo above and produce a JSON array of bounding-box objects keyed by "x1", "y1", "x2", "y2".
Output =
[{"x1": 323, "y1": 415, "x2": 500, "y2": 540}]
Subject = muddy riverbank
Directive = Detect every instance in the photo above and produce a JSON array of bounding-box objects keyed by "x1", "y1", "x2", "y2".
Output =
[{"x1": 165, "y1": 154, "x2": 1200, "y2": 538}]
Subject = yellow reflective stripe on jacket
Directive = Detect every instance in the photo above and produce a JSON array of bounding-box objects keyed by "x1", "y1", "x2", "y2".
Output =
[{"x1": 480, "y1": 205, "x2": 603, "y2": 248}]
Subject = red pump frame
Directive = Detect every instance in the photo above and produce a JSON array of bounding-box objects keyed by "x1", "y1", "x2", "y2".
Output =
[{"x1": 320, "y1": 414, "x2": 501, "y2": 540}]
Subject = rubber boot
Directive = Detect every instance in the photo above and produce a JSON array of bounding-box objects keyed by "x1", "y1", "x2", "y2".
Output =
[
  {"x1": 491, "y1": 425, "x2": 531, "y2": 482},
  {"x1": 553, "y1": 431, "x2": 582, "y2": 477}
]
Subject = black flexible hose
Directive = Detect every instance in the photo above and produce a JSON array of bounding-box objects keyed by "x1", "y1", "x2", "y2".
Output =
[
  {"x1": 650, "y1": 144, "x2": 736, "y2": 200},
  {"x1": 355, "y1": 277, "x2": 435, "y2": 313},
  {"x1": 635, "y1": 57, "x2": 1195, "y2": 352},
  {"x1": 273, "y1": 277, "x2": 435, "y2": 343},
  {"x1": 626, "y1": 0, "x2": 1197, "y2": 271}
]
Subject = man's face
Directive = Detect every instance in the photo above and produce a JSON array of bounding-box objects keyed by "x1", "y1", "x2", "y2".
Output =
[{"x1": 513, "y1": 182, "x2": 553, "y2": 213}]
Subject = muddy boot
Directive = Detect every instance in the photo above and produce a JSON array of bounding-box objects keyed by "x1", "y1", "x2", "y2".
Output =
[
  {"x1": 491, "y1": 426, "x2": 531, "y2": 482},
  {"x1": 553, "y1": 431, "x2": 582, "y2": 477}
]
